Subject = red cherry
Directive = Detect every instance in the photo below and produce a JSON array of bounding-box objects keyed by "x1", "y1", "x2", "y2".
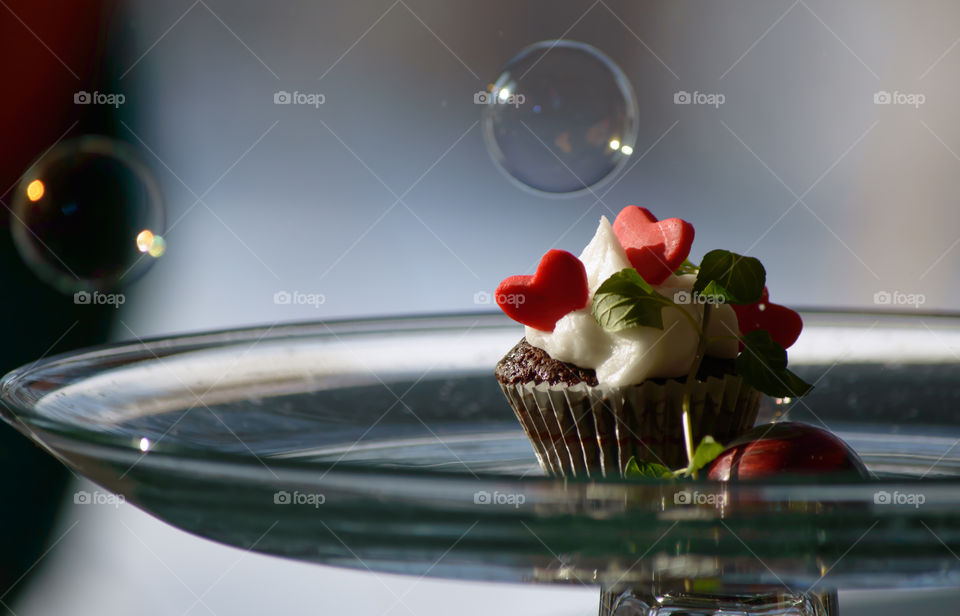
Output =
[
  {"x1": 495, "y1": 249, "x2": 589, "y2": 332},
  {"x1": 707, "y1": 422, "x2": 868, "y2": 481},
  {"x1": 732, "y1": 287, "x2": 803, "y2": 349},
  {"x1": 612, "y1": 206, "x2": 694, "y2": 285}
]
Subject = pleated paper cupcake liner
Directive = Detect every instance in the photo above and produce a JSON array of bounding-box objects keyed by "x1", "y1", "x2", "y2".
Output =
[{"x1": 501, "y1": 374, "x2": 761, "y2": 478}]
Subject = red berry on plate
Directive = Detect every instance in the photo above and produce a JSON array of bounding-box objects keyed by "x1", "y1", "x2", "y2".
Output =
[{"x1": 707, "y1": 422, "x2": 868, "y2": 481}]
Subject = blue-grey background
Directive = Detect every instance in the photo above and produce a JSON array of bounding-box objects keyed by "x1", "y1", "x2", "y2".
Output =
[
  {"x1": 118, "y1": 0, "x2": 960, "y2": 337},
  {"x1": 12, "y1": 0, "x2": 960, "y2": 613}
]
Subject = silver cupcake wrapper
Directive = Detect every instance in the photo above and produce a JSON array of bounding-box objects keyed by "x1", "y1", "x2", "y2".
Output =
[{"x1": 501, "y1": 375, "x2": 761, "y2": 478}]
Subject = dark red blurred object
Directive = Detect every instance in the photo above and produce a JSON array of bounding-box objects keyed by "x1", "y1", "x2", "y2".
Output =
[
  {"x1": 0, "y1": 1, "x2": 108, "y2": 209},
  {"x1": 707, "y1": 421, "x2": 869, "y2": 480},
  {"x1": 0, "y1": 1, "x2": 117, "y2": 608}
]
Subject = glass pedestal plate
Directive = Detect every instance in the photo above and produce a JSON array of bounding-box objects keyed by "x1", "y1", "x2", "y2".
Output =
[{"x1": 3, "y1": 312, "x2": 959, "y2": 615}]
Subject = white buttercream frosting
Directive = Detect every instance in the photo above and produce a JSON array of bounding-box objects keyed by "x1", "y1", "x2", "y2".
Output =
[{"x1": 524, "y1": 216, "x2": 739, "y2": 387}]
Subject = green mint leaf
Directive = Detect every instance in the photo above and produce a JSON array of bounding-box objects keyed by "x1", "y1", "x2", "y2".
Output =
[
  {"x1": 778, "y1": 370, "x2": 815, "y2": 398},
  {"x1": 674, "y1": 259, "x2": 699, "y2": 276},
  {"x1": 687, "y1": 436, "x2": 725, "y2": 475},
  {"x1": 592, "y1": 268, "x2": 672, "y2": 332},
  {"x1": 736, "y1": 329, "x2": 814, "y2": 397},
  {"x1": 698, "y1": 280, "x2": 735, "y2": 303},
  {"x1": 693, "y1": 249, "x2": 766, "y2": 305},
  {"x1": 624, "y1": 456, "x2": 673, "y2": 479}
]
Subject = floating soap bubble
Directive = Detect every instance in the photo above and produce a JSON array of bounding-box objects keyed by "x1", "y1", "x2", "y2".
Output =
[
  {"x1": 482, "y1": 40, "x2": 638, "y2": 196},
  {"x1": 11, "y1": 136, "x2": 166, "y2": 293}
]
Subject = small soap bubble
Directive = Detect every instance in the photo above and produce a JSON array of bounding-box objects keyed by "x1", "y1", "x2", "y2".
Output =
[
  {"x1": 482, "y1": 40, "x2": 638, "y2": 196},
  {"x1": 11, "y1": 136, "x2": 166, "y2": 293}
]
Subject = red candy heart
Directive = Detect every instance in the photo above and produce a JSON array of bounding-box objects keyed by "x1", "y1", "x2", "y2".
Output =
[
  {"x1": 495, "y1": 249, "x2": 589, "y2": 332},
  {"x1": 732, "y1": 287, "x2": 803, "y2": 349},
  {"x1": 612, "y1": 206, "x2": 695, "y2": 285}
]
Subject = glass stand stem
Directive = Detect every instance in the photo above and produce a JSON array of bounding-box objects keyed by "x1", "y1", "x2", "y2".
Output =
[{"x1": 598, "y1": 584, "x2": 839, "y2": 615}]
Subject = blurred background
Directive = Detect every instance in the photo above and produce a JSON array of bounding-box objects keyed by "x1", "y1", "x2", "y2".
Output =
[{"x1": 3, "y1": 0, "x2": 960, "y2": 613}]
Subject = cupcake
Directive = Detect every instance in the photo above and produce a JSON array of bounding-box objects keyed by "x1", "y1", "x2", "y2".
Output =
[{"x1": 493, "y1": 206, "x2": 809, "y2": 478}]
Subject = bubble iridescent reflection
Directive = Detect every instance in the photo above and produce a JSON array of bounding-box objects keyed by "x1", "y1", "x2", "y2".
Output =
[
  {"x1": 11, "y1": 137, "x2": 166, "y2": 293},
  {"x1": 482, "y1": 40, "x2": 638, "y2": 196}
]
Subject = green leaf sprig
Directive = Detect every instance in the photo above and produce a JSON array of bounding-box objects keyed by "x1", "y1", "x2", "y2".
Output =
[
  {"x1": 673, "y1": 258, "x2": 700, "y2": 276},
  {"x1": 623, "y1": 436, "x2": 726, "y2": 480},
  {"x1": 737, "y1": 330, "x2": 813, "y2": 397},
  {"x1": 693, "y1": 249, "x2": 765, "y2": 304},
  {"x1": 591, "y1": 249, "x2": 811, "y2": 400},
  {"x1": 591, "y1": 269, "x2": 673, "y2": 331},
  {"x1": 624, "y1": 458, "x2": 673, "y2": 479},
  {"x1": 590, "y1": 249, "x2": 813, "y2": 475}
]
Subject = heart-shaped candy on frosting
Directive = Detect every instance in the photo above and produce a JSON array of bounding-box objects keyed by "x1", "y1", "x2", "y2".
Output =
[
  {"x1": 732, "y1": 287, "x2": 803, "y2": 349},
  {"x1": 495, "y1": 249, "x2": 589, "y2": 332},
  {"x1": 612, "y1": 206, "x2": 695, "y2": 285}
]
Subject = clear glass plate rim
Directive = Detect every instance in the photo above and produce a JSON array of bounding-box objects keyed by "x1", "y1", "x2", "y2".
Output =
[{"x1": 3, "y1": 309, "x2": 960, "y2": 491}]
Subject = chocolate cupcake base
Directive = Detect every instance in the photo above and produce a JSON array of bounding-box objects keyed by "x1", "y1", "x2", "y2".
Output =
[{"x1": 497, "y1": 340, "x2": 760, "y2": 478}]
